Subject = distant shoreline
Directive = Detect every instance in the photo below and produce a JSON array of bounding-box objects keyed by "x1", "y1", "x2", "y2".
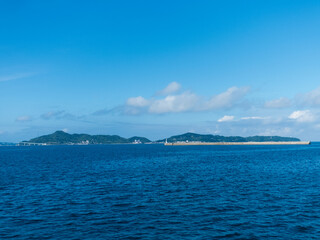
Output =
[
  {"x1": 165, "y1": 141, "x2": 311, "y2": 146},
  {"x1": 17, "y1": 131, "x2": 306, "y2": 146}
]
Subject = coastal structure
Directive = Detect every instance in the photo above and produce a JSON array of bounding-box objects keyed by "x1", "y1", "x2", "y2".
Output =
[
  {"x1": 164, "y1": 141, "x2": 311, "y2": 146},
  {"x1": 18, "y1": 142, "x2": 47, "y2": 146}
]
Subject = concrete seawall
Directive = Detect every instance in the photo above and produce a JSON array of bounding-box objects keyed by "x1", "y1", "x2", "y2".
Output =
[{"x1": 165, "y1": 141, "x2": 311, "y2": 146}]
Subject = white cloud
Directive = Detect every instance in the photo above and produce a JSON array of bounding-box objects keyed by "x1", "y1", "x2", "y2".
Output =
[
  {"x1": 40, "y1": 110, "x2": 78, "y2": 121},
  {"x1": 206, "y1": 86, "x2": 250, "y2": 109},
  {"x1": 259, "y1": 127, "x2": 293, "y2": 136},
  {"x1": 157, "y1": 82, "x2": 181, "y2": 95},
  {"x1": 241, "y1": 116, "x2": 267, "y2": 120},
  {"x1": 218, "y1": 115, "x2": 234, "y2": 122},
  {"x1": 288, "y1": 110, "x2": 316, "y2": 123},
  {"x1": 16, "y1": 116, "x2": 32, "y2": 122},
  {"x1": 299, "y1": 87, "x2": 320, "y2": 107},
  {"x1": 125, "y1": 85, "x2": 250, "y2": 115},
  {"x1": 0, "y1": 73, "x2": 35, "y2": 82},
  {"x1": 126, "y1": 96, "x2": 149, "y2": 107},
  {"x1": 149, "y1": 92, "x2": 198, "y2": 113},
  {"x1": 41, "y1": 111, "x2": 65, "y2": 120},
  {"x1": 265, "y1": 97, "x2": 291, "y2": 108}
]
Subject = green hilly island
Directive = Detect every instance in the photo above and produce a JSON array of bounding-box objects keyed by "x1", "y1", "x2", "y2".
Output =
[
  {"x1": 159, "y1": 132, "x2": 300, "y2": 143},
  {"x1": 22, "y1": 131, "x2": 151, "y2": 145},
  {"x1": 20, "y1": 131, "x2": 300, "y2": 145}
]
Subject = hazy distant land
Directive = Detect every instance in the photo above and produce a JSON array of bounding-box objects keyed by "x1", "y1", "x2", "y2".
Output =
[
  {"x1": 0, "y1": 142, "x2": 16, "y2": 146},
  {"x1": 18, "y1": 131, "x2": 303, "y2": 146}
]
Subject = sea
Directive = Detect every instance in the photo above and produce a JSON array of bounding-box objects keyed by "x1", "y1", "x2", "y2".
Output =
[{"x1": 0, "y1": 144, "x2": 319, "y2": 239}]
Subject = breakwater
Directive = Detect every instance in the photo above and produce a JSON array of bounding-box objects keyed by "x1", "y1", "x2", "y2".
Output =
[{"x1": 165, "y1": 141, "x2": 310, "y2": 146}]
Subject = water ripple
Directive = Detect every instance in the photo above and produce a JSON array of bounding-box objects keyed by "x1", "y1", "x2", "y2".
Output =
[{"x1": 0, "y1": 144, "x2": 320, "y2": 239}]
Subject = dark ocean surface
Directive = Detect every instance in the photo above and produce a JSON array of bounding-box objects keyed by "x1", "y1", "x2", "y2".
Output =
[{"x1": 0, "y1": 144, "x2": 320, "y2": 239}]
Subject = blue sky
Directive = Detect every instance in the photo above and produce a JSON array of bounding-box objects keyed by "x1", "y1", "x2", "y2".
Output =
[{"x1": 1, "y1": 0, "x2": 320, "y2": 142}]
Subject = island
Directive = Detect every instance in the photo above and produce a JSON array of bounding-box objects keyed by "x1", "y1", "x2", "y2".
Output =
[
  {"x1": 18, "y1": 131, "x2": 310, "y2": 146},
  {"x1": 159, "y1": 133, "x2": 310, "y2": 145},
  {"x1": 19, "y1": 131, "x2": 151, "y2": 145}
]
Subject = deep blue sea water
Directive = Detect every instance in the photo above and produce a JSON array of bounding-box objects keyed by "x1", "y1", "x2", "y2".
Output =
[{"x1": 0, "y1": 144, "x2": 320, "y2": 239}]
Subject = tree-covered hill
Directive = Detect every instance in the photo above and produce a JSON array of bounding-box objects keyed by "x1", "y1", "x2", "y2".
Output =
[
  {"x1": 157, "y1": 132, "x2": 300, "y2": 143},
  {"x1": 25, "y1": 131, "x2": 151, "y2": 145}
]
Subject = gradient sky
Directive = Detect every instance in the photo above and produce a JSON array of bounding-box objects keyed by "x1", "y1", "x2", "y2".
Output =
[{"x1": 1, "y1": 0, "x2": 320, "y2": 142}]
